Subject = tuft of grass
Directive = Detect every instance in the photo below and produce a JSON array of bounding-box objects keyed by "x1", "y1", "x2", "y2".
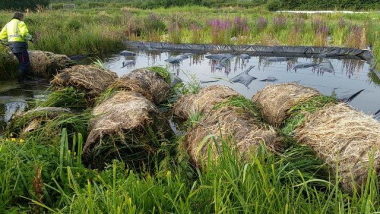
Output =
[
  {"x1": 38, "y1": 87, "x2": 87, "y2": 109},
  {"x1": 282, "y1": 95, "x2": 338, "y2": 136},
  {"x1": 148, "y1": 66, "x2": 171, "y2": 84},
  {"x1": 368, "y1": 70, "x2": 380, "y2": 86},
  {"x1": 183, "y1": 111, "x2": 203, "y2": 129},
  {"x1": 213, "y1": 95, "x2": 261, "y2": 118},
  {"x1": 91, "y1": 58, "x2": 107, "y2": 70},
  {"x1": 4, "y1": 111, "x2": 90, "y2": 144}
]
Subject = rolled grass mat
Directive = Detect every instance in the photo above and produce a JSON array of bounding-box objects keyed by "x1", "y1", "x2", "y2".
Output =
[
  {"x1": 173, "y1": 85, "x2": 283, "y2": 167},
  {"x1": 50, "y1": 65, "x2": 118, "y2": 101},
  {"x1": 173, "y1": 85, "x2": 240, "y2": 120},
  {"x1": 82, "y1": 91, "x2": 173, "y2": 169},
  {"x1": 294, "y1": 103, "x2": 380, "y2": 193},
  {"x1": 110, "y1": 68, "x2": 171, "y2": 104},
  {"x1": 29, "y1": 50, "x2": 73, "y2": 78},
  {"x1": 183, "y1": 105, "x2": 282, "y2": 167},
  {"x1": 252, "y1": 83, "x2": 320, "y2": 127},
  {"x1": 253, "y1": 83, "x2": 380, "y2": 193},
  {"x1": 4, "y1": 107, "x2": 88, "y2": 143}
]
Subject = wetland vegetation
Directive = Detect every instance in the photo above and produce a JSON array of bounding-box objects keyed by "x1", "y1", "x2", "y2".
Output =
[{"x1": 1, "y1": 1, "x2": 380, "y2": 213}]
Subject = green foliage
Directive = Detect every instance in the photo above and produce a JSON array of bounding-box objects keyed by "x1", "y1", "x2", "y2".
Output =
[
  {"x1": 282, "y1": 95, "x2": 338, "y2": 136},
  {"x1": 214, "y1": 95, "x2": 261, "y2": 118},
  {"x1": 1, "y1": 124, "x2": 380, "y2": 213},
  {"x1": 65, "y1": 19, "x2": 82, "y2": 31},
  {"x1": 0, "y1": 0, "x2": 49, "y2": 10},
  {"x1": 88, "y1": 2, "x2": 107, "y2": 8},
  {"x1": 39, "y1": 87, "x2": 87, "y2": 109},
  {"x1": 0, "y1": 48, "x2": 18, "y2": 81},
  {"x1": 143, "y1": 14, "x2": 166, "y2": 33},
  {"x1": 368, "y1": 70, "x2": 380, "y2": 86},
  {"x1": 148, "y1": 66, "x2": 171, "y2": 84},
  {"x1": 4, "y1": 110, "x2": 90, "y2": 144},
  {"x1": 266, "y1": 0, "x2": 282, "y2": 11}
]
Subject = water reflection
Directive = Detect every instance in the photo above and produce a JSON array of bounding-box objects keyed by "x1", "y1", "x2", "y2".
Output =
[
  {"x1": 0, "y1": 80, "x2": 49, "y2": 133},
  {"x1": 104, "y1": 50, "x2": 379, "y2": 117}
]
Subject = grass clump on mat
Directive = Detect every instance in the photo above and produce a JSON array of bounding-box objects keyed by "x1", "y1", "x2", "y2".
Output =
[
  {"x1": 148, "y1": 66, "x2": 171, "y2": 84},
  {"x1": 110, "y1": 68, "x2": 171, "y2": 105},
  {"x1": 29, "y1": 50, "x2": 73, "y2": 78},
  {"x1": 4, "y1": 107, "x2": 89, "y2": 144},
  {"x1": 213, "y1": 95, "x2": 262, "y2": 119},
  {"x1": 38, "y1": 86, "x2": 87, "y2": 109},
  {"x1": 50, "y1": 64, "x2": 118, "y2": 103},
  {"x1": 173, "y1": 85, "x2": 240, "y2": 120},
  {"x1": 82, "y1": 91, "x2": 174, "y2": 170},
  {"x1": 282, "y1": 95, "x2": 338, "y2": 136},
  {"x1": 253, "y1": 82, "x2": 380, "y2": 193},
  {"x1": 252, "y1": 82, "x2": 320, "y2": 127}
]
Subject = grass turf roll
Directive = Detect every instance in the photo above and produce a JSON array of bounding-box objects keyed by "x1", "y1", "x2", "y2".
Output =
[{"x1": 253, "y1": 82, "x2": 380, "y2": 193}]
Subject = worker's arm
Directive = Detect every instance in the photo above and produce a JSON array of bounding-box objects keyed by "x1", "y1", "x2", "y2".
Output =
[
  {"x1": 0, "y1": 24, "x2": 8, "y2": 42},
  {"x1": 18, "y1": 21, "x2": 32, "y2": 41}
]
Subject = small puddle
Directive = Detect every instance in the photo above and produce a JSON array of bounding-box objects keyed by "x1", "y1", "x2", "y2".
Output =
[{"x1": 0, "y1": 80, "x2": 49, "y2": 133}]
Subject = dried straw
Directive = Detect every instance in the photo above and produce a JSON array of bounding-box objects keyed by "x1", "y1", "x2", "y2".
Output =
[
  {"x1": 253, "y1": 83, "x2": 380, "y2": 193},
  {"x1": 294, "y1": 103, "x2": 380, "y2": 192},
  {"x1": 173, "y1": 85, "x2": 239, "y2": 120},
  {"x1": 174, "y1": 85, "x2": 282, "y2": 167},
  {"x1": 50, "y1": 65, "x2": 118, "y2": 99},
  {"x1": 29, "y1": 50, "x2": 72, "y2": 77},
  {"x1": 184, "y1": 105, "x2": 282, "y2": 167},
  {"x1": 252, "y1": 83, "x2": 320, "y2": 127},
  {"x1": 82, "y1": 91, "x2": 171, "y2": 169},
  {"x1": 110, "y1": 68, "x2": 170, "y2": 104}
]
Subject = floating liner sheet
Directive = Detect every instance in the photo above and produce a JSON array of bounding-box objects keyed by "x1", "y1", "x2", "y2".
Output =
[{"x1": 124, "y1": 41, "x2": 373, "y2": 61}]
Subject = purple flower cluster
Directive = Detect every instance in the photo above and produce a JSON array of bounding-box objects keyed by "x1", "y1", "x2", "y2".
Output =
[
  {"x1": 233, "y1": 17, "x2": 249, "y2": 34},
  {"x1": 346, "y1": 25, "x2": 363, "y2": 48},
  {"x1": 293, "y1": 17, "x2": 305, "y2": 29},
  {"x1": 255, "y1": 17, "x2": 268, "y2": 31},
  {"x1": 272, "y1": 16, "x2": 287, "y2": 29},
  {"x1": 316, "y1": 25, "x2": 329, "y2": 35},
  {"x1": 312, "y1": 19, "x2": 328, "y2": 34},
  {"x1": 208, "y1": 19, "x2": 232, "y2": 31}
]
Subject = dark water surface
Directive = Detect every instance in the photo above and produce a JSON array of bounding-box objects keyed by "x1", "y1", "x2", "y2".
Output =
[{"x1": 1, "y1": 50, "x2": 379, "y2": 134}]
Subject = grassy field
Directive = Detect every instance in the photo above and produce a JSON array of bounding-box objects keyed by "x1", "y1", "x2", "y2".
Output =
[{"x1": 1, "y1": 4, "x2": 380, "y2": 213}]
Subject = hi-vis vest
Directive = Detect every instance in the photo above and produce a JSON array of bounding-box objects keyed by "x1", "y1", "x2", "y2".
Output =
[{"x1": 0, "y1": 19, "x2": 32, "y2": 42}]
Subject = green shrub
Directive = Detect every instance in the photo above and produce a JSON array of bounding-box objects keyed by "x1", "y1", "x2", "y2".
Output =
[
  {"x1": 65, "y1": 19, "x2": 82, "y2": 31},
  {"x1": 266, "y1": 0, "x2": 282, "y2": 11}
]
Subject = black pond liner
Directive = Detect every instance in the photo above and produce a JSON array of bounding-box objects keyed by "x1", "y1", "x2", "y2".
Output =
[{"x1": 124, "y1": 41, "x2": 374, "y2": 62}]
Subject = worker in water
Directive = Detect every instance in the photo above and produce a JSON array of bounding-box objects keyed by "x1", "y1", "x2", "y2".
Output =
[{"x1": 0, "y1": 11, "x2": 33, "y2": 82}]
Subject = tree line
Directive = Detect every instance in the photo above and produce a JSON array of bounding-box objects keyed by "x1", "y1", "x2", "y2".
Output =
[{"x1": 0, "y1": 0, "x2": 50, "y2": 10}]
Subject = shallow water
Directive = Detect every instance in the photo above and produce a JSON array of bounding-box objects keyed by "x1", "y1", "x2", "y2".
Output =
[
  {"x1": 0, "y1": 80, "x2": 49, "y2": 133},
  {"x1": 104, "y1": 50, "x2": 380, "y2": 117},
  {"x1": 1, "y1": 49, "x2": 379, "y2": 134}
]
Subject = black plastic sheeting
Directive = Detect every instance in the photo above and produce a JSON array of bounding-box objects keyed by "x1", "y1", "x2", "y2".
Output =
[{"x1": 124, "y1": 41, "x2": 374, "y2": 62}]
